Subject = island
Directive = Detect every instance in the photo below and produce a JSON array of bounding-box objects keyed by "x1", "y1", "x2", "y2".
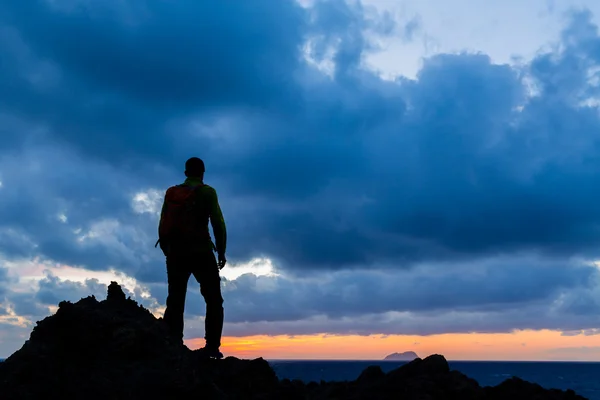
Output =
[{"x1": 384, "y1": 351, "x2": 419, "y2": 361}]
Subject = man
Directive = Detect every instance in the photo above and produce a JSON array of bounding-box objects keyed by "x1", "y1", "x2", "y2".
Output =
[{"x1": 157, "y1": 157, "x2": 227, "y2": 359}]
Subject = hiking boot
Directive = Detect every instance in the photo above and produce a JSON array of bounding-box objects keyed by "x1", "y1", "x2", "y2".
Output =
[{"x1": 196, "y1": 346, "x2": 223, "y2": 360}]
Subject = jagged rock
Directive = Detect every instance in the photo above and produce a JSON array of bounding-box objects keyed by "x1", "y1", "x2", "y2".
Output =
[
  {"x1": 0, "y1": 282, "x2": 588, "y2": 400},
  {"x1": 483, "y1": 377, "x2": 584, "y2": 400},
  {"x1": 357, "y1": 365, "x2": 385, "y2": 383},
  {"x1": 107, "y1": 281, "x2": 127, "y2": 303}
]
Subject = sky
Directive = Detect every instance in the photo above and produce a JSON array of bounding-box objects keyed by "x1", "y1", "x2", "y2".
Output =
[{"x1": 2, "y1": 0, "x2": 600, "y2": 361}]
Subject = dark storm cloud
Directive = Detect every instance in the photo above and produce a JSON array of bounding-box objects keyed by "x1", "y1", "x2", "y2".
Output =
[
  {"x1": 0, "y1": 0, "x2": 599, "y2": 318},
  {"x1": 226, "y1": 10, "x2": 600, "y2": 270},
  {"x1": 0, "y1": 0, "x2": 307, "y2": 163},
  {"x1": 0, "y1": 0, "x2": 407, "y2": 273}
]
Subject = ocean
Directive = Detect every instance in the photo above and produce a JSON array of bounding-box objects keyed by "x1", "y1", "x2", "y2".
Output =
[{"x1": 269, "y1": 360, "x2": 600, "y2": 400}]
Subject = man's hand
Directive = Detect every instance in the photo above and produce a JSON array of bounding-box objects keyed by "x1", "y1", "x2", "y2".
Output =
[
  {"x1": 217, "y1": 253, "x2": 227, "y2": 270},
  {"x1": 159, "y1": 241, "x2": 170, "y2": 257}
]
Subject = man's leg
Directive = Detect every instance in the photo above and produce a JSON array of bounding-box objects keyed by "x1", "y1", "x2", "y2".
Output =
[
  {"x1": 193, "y1": 252, "x2": 224, "y2": 351},
  {"x1": 163, "y1": 254, "x2": 192, "y2": 343}
]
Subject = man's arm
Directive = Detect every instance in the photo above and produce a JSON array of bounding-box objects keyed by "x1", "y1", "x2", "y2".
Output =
[
  {"x1": 158, "y1": 195, "x2": 166, "y2": 228},
  {"x1": 157, "y1": 190, "x2": 169, "y2": 255},
  {"x1": 208, "y1": 187, "x2": 227, "y2": 259}
]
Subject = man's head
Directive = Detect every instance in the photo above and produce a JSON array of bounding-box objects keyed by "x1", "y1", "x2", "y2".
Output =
[{"x1": 185, "y1": 157, "x2": 205, "y2": 178}]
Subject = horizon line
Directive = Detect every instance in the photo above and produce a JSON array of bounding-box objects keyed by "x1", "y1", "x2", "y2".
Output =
[
  {"x1": 1, "y1": 357, "x2": 599, "y2": 363},
  {"x1": 265, "y1": 358, "x2": 600, "y2": 362}
]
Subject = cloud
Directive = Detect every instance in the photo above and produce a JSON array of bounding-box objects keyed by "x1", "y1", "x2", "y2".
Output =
[
  {"x1": 0, "y1": 0, "x2": 307, "y2": 163},
  {"x1": 217, "y1": 303, "x2": 600, "y2": 338},
  {"x1": 174, "y1": 255, "x2": 600, "y2": 337},
  {"x1": 1, "y1": 0, "x2": 600, "y2": 352},
  {"x1": 34, "y1": 274, "x2": 107, "y2": 306},
  {"x1": 0, "y1": 145, "x2": 167, "y2": 283},
  {"x1": 0, "y1": 267, "x2": 11, "y2": 302},
  {"x1": 0, "y1": 0, "x2": 407, "y2": 273},
  {"x1": 402, "y1": 15, "x2": 422, "y2": 42},
  {"x1": 0, "y1": 323, "x2": 30, "y2": 357},
  {"x1": 1, "y1": 1, "x2": 598, "y2": 272}
]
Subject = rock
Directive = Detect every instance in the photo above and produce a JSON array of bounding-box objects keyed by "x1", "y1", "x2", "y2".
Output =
[
  {"x1": 107, "y1": 281, "x2": 127, "y2": 303},
  {"x1": 386, "y1": 354, "x2": 449, "y2": 382},
  {"x1": 0, "y1": 282, "x2": 588, "y2": 400},
  {"x1": 483, "y1": 377, "x2": 584, "y2": 400},
  {"x1": 357, "y1": 365, "x2": 385, "y2": 383},
  {"x1": 420, "y1": 354, "x2": 450, "y2": 375}
]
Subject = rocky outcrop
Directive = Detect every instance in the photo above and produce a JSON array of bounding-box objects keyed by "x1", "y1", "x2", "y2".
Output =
[
  {"x1": 0, "y1": 282, "x2": 587, "y2": 399},
  {"x1": 383, "y1": 351, "x2": 419, "y2": 361}
]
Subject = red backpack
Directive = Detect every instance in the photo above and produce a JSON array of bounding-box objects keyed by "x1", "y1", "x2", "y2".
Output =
[{"x1": 155, "y1": 184, "x2": 208, "y2": 252}]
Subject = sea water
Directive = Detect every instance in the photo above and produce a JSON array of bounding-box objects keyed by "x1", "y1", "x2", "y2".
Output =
[{"x1": 269, "y1": 360, "x2": 600, "y2": 400}]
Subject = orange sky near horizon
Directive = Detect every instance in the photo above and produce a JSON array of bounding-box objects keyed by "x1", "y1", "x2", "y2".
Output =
[{"x1": 185, "y1": 330, "x2": 600, "y2": 361}]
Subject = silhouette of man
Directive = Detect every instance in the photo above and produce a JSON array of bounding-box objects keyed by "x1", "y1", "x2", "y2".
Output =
[{"x1": 157, "y1": 157, "x2": 227, "y2": 359}]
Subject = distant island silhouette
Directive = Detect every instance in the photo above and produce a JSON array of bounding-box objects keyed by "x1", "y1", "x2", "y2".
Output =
[{"x1": 384, "y1": 351, "x2": 419, "y2": 361}]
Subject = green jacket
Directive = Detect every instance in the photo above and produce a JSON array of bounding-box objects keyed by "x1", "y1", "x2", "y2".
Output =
[{"x1": 159, "y1": 177, "x2": 227, "y2": 255}]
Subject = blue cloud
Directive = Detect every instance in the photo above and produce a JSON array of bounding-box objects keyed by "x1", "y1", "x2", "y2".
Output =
[
  {"x1": 1, "y1": 0, "x2": 600, "y2": 275},
  {"x1": 188, "y1": 256, "x2": 598, "y2": 325},
  {"x1": 0, "y1": 0, "x2": 600, "y2": 349},
  {"x1": 34, "y1": 274, "x2": 107, "y2": 306},
  {"x1": 0, "y1": 0, "x2": 306, "y2": 162}
]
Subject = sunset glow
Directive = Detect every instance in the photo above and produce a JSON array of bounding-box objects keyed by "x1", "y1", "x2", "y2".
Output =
[{"x1": 186, "y1": 331, "x2": 600, "y2": 361}]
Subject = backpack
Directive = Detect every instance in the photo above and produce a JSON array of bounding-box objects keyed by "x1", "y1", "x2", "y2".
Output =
[{"x1": 155, "y1": 184, "x2": 208, "y2": 252}]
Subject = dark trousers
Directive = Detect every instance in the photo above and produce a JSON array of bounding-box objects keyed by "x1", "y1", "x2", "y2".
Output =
[{"x1": 163, "y1": 250, "x2": 224, "y2": 349}]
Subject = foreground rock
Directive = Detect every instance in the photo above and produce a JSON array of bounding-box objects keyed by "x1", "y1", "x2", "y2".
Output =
[{"x1": 0, "y1": 283, "x2": 586, "y2": 400}]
